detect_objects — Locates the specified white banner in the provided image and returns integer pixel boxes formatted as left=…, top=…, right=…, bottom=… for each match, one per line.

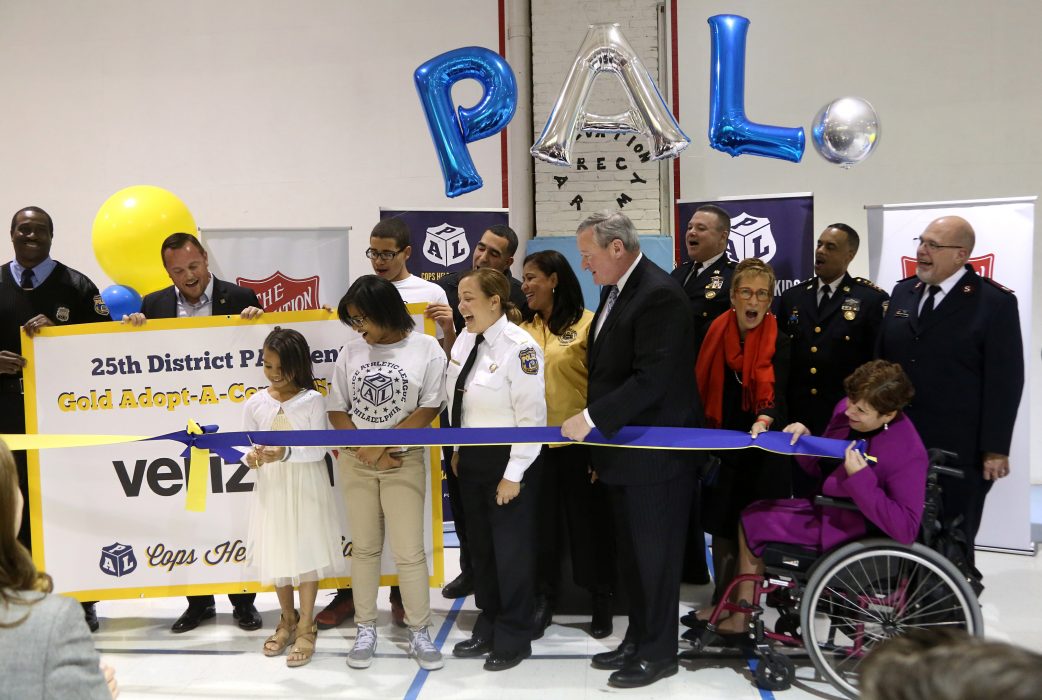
left=866, top=197, right=1036, bottom=553
left=24, top=309, right=444, bottom=600
left=201, top=227, right=351, bottom=312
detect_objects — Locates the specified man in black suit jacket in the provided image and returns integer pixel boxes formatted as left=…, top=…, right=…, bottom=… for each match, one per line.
left=779, top=224, right=888, bottom=437
left=562, top=211, right=701, bottom=689
left=878, top=216, right=1023, bottom=569
left=126, top=232, right=263, bottom=632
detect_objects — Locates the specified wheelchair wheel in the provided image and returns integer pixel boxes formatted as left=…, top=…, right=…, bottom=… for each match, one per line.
left=755, top=651, right=795, bottom=691
left=799, top=538, right=983, bottom=699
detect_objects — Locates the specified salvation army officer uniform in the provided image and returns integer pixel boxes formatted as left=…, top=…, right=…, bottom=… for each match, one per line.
left=446, top=314, right=546, bottom=656
left=779, top=272, right=888, bottom=436
left=877, top=264, right=1023, bottom=564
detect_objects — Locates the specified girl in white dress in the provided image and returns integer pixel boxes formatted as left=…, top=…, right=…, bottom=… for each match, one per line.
left=243, top=327, right=346, bottom=667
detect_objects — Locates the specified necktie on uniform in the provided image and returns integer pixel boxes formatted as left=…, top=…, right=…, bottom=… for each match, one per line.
left=919, top=285, right=941, bottom=322
left=684, top=261, right=703, bottom=287
left=450, top=333, right=484, bottom=428
left=20, top=268, right=34, bottom=290
left=817, top=284, right=831, bottom=313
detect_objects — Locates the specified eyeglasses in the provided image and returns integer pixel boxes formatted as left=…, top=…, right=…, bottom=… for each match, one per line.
left=914, top=237, right=964, bottom=252
left=365, top=248, right=404, bottom=261
left=736, top=287, right=771, bottom=301
left=344, top=315, right=368, bottom=328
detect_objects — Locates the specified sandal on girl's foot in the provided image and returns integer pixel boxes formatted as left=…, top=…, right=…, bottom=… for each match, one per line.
left=263, top=610, right=299, bottom=657
left=287, top=622, right=318, bottom=668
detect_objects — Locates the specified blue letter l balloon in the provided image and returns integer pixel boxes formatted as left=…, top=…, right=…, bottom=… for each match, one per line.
left=415, top=47, right=518, bottom=198
left=707, top=15, right=805, bottom=163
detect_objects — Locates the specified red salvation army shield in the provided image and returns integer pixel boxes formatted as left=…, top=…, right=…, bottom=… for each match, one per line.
left=900, top=253, right=995, bottom=279
left=237, top=271, right=320, bottom=312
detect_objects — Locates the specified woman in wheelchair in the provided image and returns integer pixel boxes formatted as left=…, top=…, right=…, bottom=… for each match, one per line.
left=709, top=359, right=928, bottom=636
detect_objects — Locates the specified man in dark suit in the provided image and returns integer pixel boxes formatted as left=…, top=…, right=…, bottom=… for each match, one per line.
left=878, top=216, right=1023, bottom=569
left=779, top=224, right=888, bottom=438
left=126, top=232, right=264, bottom=632
left=426, top=224, right=527, bottom=600
left=670, top=204, right=736, bottom=352
left=670, top=204, right=735, bottom=586
left=562, top=210, right=700, bottom=688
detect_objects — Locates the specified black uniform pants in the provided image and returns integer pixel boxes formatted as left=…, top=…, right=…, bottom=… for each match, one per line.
left=458, top=446, right=540, bottom=653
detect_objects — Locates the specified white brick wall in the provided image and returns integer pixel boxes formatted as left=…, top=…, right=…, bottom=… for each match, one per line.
left=532, top=0, right=665, bottom=237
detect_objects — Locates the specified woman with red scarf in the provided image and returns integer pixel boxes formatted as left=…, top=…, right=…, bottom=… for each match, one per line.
left=693, top=258, right=790, bottom=608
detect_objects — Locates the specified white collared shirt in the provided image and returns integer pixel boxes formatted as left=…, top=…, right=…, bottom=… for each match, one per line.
left=917, top=270, right=963, bottom=314
left=176, top=275, right=215, bottom=317
left=445, top=314, right=546, bottom=481
left=818, top=276, right=840, bottom=305
left=685, top=251, right=725, bottom=285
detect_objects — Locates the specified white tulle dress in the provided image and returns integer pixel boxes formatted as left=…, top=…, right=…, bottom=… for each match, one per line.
left=242, top=388, right=346, bottom=587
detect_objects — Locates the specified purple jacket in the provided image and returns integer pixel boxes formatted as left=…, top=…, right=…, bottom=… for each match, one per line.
left=798, top=398, right=928, bottom=550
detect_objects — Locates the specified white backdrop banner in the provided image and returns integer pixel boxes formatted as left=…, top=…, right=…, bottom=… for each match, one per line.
left=201, top=227, right=351, bottom=312
left=866, top=197, right=1036, bottom=553
left=24, top=309, right=443, bottom=600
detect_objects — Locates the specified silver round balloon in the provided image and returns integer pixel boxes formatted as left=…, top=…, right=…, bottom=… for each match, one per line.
left=811, top=97, right=881, bottom=168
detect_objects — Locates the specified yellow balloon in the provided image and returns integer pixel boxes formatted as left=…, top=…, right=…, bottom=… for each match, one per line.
left=92, top=186, right=198, bottom=295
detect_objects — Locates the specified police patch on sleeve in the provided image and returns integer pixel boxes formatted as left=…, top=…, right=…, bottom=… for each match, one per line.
left=94, top=295, right=109, bottom=316
left=519, top=347, right=539, bottom=375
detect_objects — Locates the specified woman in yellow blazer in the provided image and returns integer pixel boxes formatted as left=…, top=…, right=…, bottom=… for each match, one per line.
left=519, top=250, right=616, bottom=640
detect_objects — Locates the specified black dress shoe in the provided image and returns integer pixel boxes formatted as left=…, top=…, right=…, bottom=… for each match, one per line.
left=484, top=646, right=531, bottom=671
left=452, top=636, right=492, bottom=658
left=608, top=657, right=679, bottom=688
left=171, top=605, right=216, bottom=633
left=441, top=572, right=473, bottom=599
left=232, top=603, right=262, bottom=631
left=591, top=641, right=637, bottom=670
left=590, top=593, right=613, bottom=639
left=530, top=595, right=553, bottom=640
left=82, top=602, right=99, bottom=633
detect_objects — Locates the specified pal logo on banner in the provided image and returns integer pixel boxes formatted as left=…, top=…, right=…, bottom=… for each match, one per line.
left=728, top=213, right=777, bottom=263
left=423, top=224, right=470, bottom=268
left=99, top=542, right=138, bottom=578
left=900, top=254, right=994, bottom=278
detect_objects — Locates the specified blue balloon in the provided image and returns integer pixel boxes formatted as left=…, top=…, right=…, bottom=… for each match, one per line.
left=707, top=15, right=805, bottom=163
left=101, top=284, right=142, bottom=321
left=414, top=46, right=518, bottom=198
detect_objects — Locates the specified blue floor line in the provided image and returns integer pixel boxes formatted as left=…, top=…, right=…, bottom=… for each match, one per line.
left=744, top=655, right=777, bottom=700
left=403, top=595, right=466, bottom=700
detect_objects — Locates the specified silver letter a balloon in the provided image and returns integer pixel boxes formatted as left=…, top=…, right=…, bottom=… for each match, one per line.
left=531, top=23, right=690, bottom=167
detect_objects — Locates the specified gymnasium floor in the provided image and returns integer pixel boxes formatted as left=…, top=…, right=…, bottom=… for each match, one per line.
left=89, top=516, right=1042, bottom=700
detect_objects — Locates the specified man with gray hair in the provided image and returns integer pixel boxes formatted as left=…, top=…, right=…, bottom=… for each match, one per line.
left=562, top=210, right=702, bottom=688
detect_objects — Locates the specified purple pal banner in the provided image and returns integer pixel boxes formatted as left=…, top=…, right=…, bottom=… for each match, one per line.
left=677, top=195, right=814, bottom=301
left=379, top=208, right=510, bottom=284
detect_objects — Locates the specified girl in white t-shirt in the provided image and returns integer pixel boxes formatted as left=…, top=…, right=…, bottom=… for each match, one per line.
left=327, top=275, right=447, bottom=671
left=243, top=327, right=346, bottom=667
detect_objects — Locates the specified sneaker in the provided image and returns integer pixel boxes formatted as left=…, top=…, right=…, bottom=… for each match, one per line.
left=408, top=627, right=444, bottom=670
left=347, top=624, right=377, bottom=669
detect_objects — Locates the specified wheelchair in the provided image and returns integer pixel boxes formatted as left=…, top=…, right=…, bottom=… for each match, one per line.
left=683, top=449, right=984, bottom=698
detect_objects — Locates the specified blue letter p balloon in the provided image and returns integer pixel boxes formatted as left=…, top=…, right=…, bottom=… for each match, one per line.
left=415, top=47, right=517, bottom=198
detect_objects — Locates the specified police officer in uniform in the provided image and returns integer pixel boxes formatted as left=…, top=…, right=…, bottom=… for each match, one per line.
left=878, top=216, right=1022, bottom=571
left=670, top=205, right=735, bottom=585
left=447, top=268, right=546, bottom=671
left=779, top=224, right=888, bottom=438
left=0, top=206, right=110, bottom=631
left=670, top=204, right=736, bottom=353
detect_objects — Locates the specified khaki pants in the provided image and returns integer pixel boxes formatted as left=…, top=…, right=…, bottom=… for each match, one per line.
left=342, top=449, right=431, bottom=628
